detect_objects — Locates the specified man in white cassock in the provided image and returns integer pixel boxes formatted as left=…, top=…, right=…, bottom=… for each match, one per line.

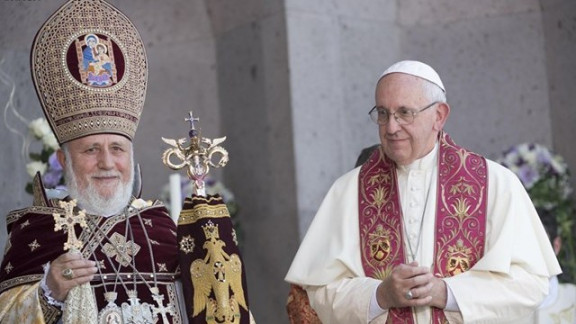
left=531, top=209, right=576, bottom=324
left=285, top=60, right=562, bottom=323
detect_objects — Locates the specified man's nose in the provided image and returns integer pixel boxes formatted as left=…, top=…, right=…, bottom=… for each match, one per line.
left=384, top=115, right=402, bottom=133
left=97, top=150, right=114, bottom=169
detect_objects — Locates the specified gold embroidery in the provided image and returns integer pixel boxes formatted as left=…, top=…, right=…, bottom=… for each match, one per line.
left=180, top=235, right=195, bottom=254
left=20, top=220, right=30, bottom=229
left=190, top=221, right=247, bottom=323
left=449, top=177, right=476, bottom=195
left=102, top=232, right=141, bottom=267
left=4, top=262, right=13, bottom=274
left=370, top=187, right=388, bottom=209
left=97, top=259, right=107, bottom=270
left=451, top=197, right=471, bottom=220
left=446, top=240, right=472, bottom=275
left=157, top=263, right=168, bottom=272
left=368, top=225, right=391, bottom=262
left=372, top=267, right=393, bottom=281
left=368, top=173, right=390, bottom=186
left=28, top=239, right=41, bottom=252
left=38, top=284, right=63, bottom=323
left=179, top=204, right=229, bottom=225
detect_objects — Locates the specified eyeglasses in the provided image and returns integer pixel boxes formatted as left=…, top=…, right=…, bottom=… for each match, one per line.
left=368, top=101, right=439, bottom=125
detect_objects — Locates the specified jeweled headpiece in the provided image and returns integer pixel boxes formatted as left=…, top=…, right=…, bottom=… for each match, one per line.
left=31, top=0, right=147, bottom=144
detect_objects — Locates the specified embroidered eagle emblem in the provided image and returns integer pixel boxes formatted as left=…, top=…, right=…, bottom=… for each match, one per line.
left=190, top=220, right=247, bottom=323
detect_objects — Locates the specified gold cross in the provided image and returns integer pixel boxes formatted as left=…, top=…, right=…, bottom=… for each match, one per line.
left=53, top=200, right=88, bottom=252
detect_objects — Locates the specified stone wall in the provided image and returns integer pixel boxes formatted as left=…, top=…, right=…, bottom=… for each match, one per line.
left=1, top=1, right=574, bottom=323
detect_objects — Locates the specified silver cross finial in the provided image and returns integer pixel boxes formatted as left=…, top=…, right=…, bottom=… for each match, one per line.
left=185, top=111, right=200, bottom=130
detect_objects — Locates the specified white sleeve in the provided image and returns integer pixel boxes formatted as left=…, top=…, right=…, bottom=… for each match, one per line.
left=445, top=265, right=549, bottom=323
left=305, top=277, right=384, bottom=324
left=444, top=282, right=460, bottom=311
left=369, top=284, right=387, bottom=321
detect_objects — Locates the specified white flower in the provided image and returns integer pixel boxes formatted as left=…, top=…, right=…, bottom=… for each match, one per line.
left=551, top=156, right=567, bottom=176
left=42, top=132, right=60, bottom=150
left=26, top=161, right=47, bottom=177
left=28, top=118, right=52, bottom=139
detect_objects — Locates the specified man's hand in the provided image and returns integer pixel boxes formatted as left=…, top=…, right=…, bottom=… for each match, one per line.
left=376, top=262, right=447, bottom=309
left=45, top=252, right=97, bottom=301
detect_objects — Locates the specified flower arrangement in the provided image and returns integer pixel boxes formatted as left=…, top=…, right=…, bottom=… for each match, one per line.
left=498, top=143, right=576, bottom=283
left=25, top=118, right=64, bottom=194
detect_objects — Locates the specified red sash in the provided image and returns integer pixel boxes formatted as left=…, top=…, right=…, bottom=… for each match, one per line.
left=358, top=132, right=487, bottom=323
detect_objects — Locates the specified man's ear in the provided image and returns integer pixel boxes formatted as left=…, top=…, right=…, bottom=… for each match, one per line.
left=553, top=236, right=562, bottom=255
left=434, top=102, right=450, bottom=131
left=56, top=149, right=66, bottom=169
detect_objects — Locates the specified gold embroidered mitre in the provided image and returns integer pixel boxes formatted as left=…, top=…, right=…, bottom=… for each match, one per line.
left=31, top=0, right=147, bottom=144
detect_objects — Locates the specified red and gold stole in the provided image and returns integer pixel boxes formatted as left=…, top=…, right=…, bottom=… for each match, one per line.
left=358, top=131, right=488, bottom=323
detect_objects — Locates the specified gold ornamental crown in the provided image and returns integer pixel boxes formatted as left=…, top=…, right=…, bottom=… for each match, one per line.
left=31, top=0, right=148, bottom=144
left=202, top=220, right=219, bottom=240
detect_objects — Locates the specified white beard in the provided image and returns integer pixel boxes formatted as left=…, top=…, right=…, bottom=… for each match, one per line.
left=64, top=155, right=134, bottom=217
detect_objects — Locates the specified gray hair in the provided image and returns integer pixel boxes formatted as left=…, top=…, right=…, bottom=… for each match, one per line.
left=421, top=78, right=447, bottom=103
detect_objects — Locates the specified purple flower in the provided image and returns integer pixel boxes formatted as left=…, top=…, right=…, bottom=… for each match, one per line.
left=42, top=169, right=63, bottom=188
left=41, top=152, right=64, bottom=188
left=48, top=152, right=62, bottom=172
left=517, top=164, right=539, bottom=189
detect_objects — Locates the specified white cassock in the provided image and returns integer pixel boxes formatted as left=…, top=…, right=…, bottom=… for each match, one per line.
left=531, top=276, right=576, bottom=324
left=285, top=144, right=561, bottom=324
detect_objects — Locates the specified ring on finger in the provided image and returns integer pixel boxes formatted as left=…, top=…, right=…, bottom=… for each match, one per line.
left=62, top=268, right=75, bottom=280
left=405, top=289, right=413, bottom=300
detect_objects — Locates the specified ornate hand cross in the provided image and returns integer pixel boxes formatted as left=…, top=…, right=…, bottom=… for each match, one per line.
left=53, top=200, right=88, bottom=252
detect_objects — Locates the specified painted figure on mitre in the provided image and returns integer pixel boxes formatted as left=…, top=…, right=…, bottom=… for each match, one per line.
left=79, top=33, right=115, bottom=86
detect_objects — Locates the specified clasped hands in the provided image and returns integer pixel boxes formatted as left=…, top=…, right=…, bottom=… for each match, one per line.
left=45, top=252, right=98, bottom=302
left=376, top=262, right=447, bottom=310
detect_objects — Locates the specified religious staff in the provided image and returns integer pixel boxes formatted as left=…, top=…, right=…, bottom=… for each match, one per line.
left=285, top=60, right=561, bottom=323
left=0, top=0, right=252, bottom=323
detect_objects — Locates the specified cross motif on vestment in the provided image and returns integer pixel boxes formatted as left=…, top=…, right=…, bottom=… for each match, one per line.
left=53, top=200, right=87, bottom=251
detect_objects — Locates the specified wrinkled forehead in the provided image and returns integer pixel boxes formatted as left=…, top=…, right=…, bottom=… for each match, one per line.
left=67, top=133, right=133, bottom=149
left=376, top=73, right=429, bottom=103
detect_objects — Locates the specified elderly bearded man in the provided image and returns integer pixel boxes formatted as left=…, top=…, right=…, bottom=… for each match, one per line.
left=285, top=60, right=562, bottom=324
left=0, top=1, right=252, bottom=323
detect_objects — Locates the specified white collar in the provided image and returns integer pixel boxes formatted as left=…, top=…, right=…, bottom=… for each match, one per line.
left=397, top=141, right=439, bottom=173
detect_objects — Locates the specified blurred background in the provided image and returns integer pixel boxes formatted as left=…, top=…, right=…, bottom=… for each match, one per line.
left=1, top=0, right=575, bottom=322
